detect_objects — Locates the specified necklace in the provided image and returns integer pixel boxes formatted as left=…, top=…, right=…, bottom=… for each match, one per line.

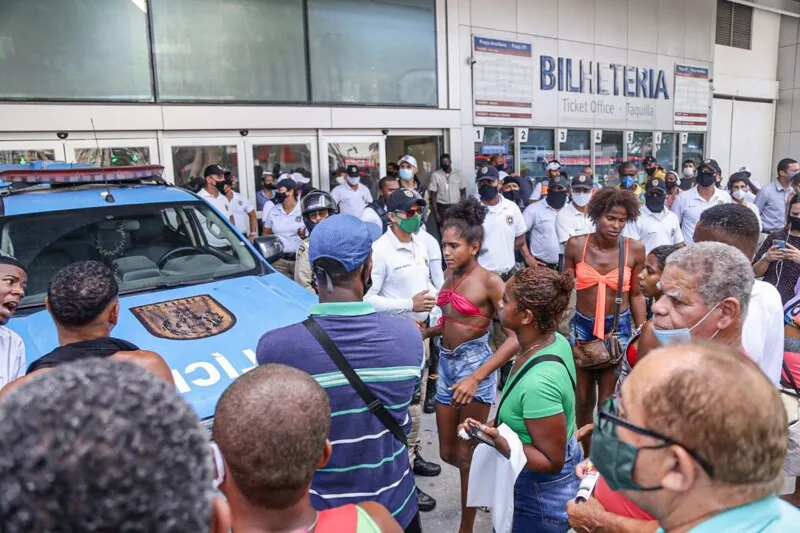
left=515, top=333, right=554, bottom=361
left=306, top=510, right=320, bottom=531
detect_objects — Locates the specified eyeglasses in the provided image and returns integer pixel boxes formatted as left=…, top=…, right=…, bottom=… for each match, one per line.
left=210, top=442, right=225, bottom=490
left=401, top=208, right=422, bottom=217
left=308, top=211, right=329, bottom=222
left=597, top=396, right=715, bottom=477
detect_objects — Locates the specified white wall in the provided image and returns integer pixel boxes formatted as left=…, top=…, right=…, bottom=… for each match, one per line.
left=714, top=7, right=781, bottom=90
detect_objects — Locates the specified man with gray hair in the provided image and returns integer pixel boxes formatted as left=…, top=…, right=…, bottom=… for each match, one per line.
left=0, top=359, right=231, bottom=533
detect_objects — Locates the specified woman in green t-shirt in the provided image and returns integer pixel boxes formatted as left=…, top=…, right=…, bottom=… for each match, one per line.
left=462, top=266, right=580, bottom=533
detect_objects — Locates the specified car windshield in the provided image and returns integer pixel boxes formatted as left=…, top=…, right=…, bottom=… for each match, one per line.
left=0, top=200, right=263, bottom=310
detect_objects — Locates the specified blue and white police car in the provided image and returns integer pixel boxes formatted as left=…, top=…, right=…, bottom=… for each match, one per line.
left=0, top=162, right=316, bottom=429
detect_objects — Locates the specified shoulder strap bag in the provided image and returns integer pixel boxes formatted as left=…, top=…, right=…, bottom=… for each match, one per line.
left=302, top=318, right=407, bottom=445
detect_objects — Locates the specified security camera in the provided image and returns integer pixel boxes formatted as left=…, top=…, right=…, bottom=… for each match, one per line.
left=56, top=132, right=69, bottom=140
left=466, top=57, right=477, bottom=66
left=381, top=129, right=389, bottom=136
left=239, top=129, right=249, bottom=137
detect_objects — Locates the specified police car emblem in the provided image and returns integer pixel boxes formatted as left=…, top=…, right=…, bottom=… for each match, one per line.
left=579, top=176, right=586, bottom=183
left=130, top=295, right=236, bottom=340
left=506, top=216, right=513, bottom=226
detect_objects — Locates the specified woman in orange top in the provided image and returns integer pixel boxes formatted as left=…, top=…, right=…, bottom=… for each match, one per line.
left=563, top=187, right=646, bottom=454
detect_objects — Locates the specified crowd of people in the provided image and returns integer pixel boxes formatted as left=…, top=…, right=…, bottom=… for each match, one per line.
left=2, top=152, right=800, bottom=532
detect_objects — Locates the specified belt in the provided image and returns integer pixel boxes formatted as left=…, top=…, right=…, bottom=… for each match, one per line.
left=281, top=253, right=297, bottom=261
left=541, top=262, right=559, bottom=271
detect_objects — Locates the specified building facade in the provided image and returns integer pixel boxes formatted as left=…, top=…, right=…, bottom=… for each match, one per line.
left=0, top=0, right=797, bottom=209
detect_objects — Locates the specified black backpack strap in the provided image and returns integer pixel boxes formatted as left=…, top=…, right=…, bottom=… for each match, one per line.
left=495, top=354, right=576, bottom=428
left=609, top=236, right=626, bottom=336
left=302, top=318, right=407, bottom=445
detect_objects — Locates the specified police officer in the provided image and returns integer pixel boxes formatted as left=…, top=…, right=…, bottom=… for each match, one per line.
left=262, top=178, right=304, bottom=277
left=361, top=176, right=400, bottom=233
left=331, top=164, right=373, bottom=217
left=222, top=177, right=258, bottom=242
left=295, top=191, right=338, bottom=293
left=523, top=173, right=569, bottom=270
left=625, top=176, right=685, bottom=254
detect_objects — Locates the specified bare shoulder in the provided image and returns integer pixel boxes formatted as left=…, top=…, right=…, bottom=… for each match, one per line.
left=565, top=234, right=586, bottom=256
left=357, top=502, right=404, bottom=533
left=111, top=350, right=174, bottom=384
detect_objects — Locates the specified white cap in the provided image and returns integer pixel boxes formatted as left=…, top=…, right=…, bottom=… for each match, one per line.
left=398, top=155, right=417, bottom=168
left=738, top=166, right=751, bottom=176
left=546, top=161, right=561, bottom=171
left=498, top=171, right=509, bottom=179
left=291, top=172, right=310, bottom=184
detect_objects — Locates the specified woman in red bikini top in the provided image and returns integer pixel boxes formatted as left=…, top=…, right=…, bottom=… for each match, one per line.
left=563, top=187, right=646, bottom=455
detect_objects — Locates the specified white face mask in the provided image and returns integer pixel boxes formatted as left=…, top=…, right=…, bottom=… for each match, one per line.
left=346, top=176, right=360, bottom=185
left=732, top=189, right=747, bottom=201
left=682, top=167, right=695, bottom=178
left=572, top=191, right=592, bottom=207
left=335, top=176, right=346, bottom=186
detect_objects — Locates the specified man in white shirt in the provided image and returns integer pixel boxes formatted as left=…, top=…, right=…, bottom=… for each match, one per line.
left=729, top=172, right=763, bottom=232
left=429, top=153, right=467, bottom=229
left=222, top=178, right=257, bottom=242
left=671, top=159, right=731, bottom=245
left=197, top=165, right=236, bottom=248
left=693, top=203, right=783, bottom=385
left=330, top=164, right=373, bottom=217
left=523, top=173, right=569, bottom=269
left=626, top=177, right=685, bottom=254
left=361, top=176, right=399, bottom=233
left=738, top=166, right=762, bottom=202
left=556, top=174, right=595, bottom=247
left=0, top=255, right=25, bottom=389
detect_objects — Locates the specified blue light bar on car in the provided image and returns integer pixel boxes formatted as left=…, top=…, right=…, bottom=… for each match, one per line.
left=0, top=165, right=164, bottom=184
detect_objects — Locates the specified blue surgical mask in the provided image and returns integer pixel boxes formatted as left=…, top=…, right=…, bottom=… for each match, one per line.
left=399, top=168, right=414, bottom=182
left=653, top=303, right=720, bottom=346
left=621, top=176, right=635, bottom=189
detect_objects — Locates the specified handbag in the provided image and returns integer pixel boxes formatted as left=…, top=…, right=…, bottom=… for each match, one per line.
left=573, top=236, right=626, bottom=369
left=301, top=318, right=407, bottom=445
left=781, top=361, right=800, bottom=477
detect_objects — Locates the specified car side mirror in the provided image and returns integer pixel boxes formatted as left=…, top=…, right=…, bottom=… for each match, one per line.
left=253, top=236, right=284, bottom=264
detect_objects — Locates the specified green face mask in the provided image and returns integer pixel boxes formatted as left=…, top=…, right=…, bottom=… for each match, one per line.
left=394, top=213, right=422, bottom=234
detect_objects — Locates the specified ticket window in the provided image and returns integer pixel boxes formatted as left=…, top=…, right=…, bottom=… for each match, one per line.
left=559, top=130, right=591, bottom=177
left=474, top=127, right=514, bottom=173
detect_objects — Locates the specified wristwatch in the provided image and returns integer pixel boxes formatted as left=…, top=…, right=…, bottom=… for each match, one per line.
left=248, top=232, right=257, bottom=237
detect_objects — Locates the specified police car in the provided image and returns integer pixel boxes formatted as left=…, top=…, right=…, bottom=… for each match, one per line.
left=0, top=162, right=316, bottom=429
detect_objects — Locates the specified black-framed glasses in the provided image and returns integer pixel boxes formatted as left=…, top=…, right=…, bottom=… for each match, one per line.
left=597, top=397, right=715, bottom=478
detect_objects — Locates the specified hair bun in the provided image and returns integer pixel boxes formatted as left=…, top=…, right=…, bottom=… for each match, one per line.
left=558, top=270, right=576, bottom=294
left=446, top=197, right=488, bottom=226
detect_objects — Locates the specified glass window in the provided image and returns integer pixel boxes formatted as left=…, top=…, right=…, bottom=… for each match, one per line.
left=559, top=130, right=591, bottom=177
left=474, top=128, right=515, bottom=174
left=595, top=131, right=624, bottom=186
left=0, top=149, right=56, bottom=165
left=170, top=145, right=239, bottom=189
left=152, top=0, right=307, bottom=102
left=386, top=135, right=443, bottom=189
left=627, top=132, right=653, bottom=166
left=307, top=0, right=436, bottom=106
left=74, top=147, right=151, bottom=166
left=252, top=144, right=313, bottom=208
left=327, top=142, right=381, bottom=198
left=656, top=133, right=678, bottom=172
left=520, top=129, right=555, bottom=179
left=681, top=133, right=705, bottom=165
left=0, top=0, right=152, bottom=100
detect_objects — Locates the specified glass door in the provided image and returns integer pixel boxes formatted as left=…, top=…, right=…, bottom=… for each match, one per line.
left=161, top=137, right=246, bottom=190
left=243, top=136, right=318, bottom=214
left=0, top=141, right=66, bottom=165
left=321, top=136, right=385, bottom=198
left=65, top=139, right=160, bottom=167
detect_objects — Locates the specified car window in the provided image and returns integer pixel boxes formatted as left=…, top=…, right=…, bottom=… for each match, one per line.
left=0, top=201, right=263, bottom=309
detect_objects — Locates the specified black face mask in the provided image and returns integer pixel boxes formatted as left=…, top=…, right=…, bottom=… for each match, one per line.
left=264, top=183, right=276, bottom=190
left=645, top=194, right=666, bottom=213
left=503, top=190, right=522, bottom=205
left=273, top=192, right=287, bottom=204
left=791, top=216, right=800, bottom=231
left=665, top=181, right=678, bottom=191
left=215, top=180, right=228, bottom=194
left=441, top=162, right=451, bottom=172
left=494, top=163, right=506, bottom=171
left=546, top=190, right=568, bottom=209
left=478, top=184, right=499, bottom=201
left=696, top=172, right=716, bottom=188
left=645, top=166, right=657, bottom=176
left=679, top=178, right=694, bottom=191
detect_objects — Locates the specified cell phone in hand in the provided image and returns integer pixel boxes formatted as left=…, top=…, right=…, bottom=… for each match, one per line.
left=468, top=422, right=495, bottom=447
left=774, top=240, right=786, bottom=249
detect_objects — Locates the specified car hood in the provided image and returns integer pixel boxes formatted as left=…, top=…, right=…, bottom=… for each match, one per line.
left=9, top=273, right=316, bottom=419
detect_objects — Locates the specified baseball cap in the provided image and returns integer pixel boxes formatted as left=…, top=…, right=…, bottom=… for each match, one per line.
left=346, top=165, right=359, bottom=177
left=546, top=161, right=562, bottom=171
left=398, top=155, right=417, bottom=168
left=698, top=158, right=721, bottom=174
left=309, top=215, right=382, bottom=272
left=643, top=156, right=658, bottom=165
left=203, top=165, right=225, bottom=178
left=645, top=177, right=667, bottom=193
left=738, top=166, right=752, bottom=177
left=291, top=172, right=310, bottom=184
left=476, top=165, right=500, bottom=182
left=548, top=174, right=567, bottom=188
left=386, top=188, right=426, bottom=212
left=571, top=174, right=594, bottom=189
left=275, top=177, right=296, bottom=191
left=503, top=175, right=521, bottom=187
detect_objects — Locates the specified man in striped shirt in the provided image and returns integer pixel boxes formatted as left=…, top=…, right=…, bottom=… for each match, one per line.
left=256, top=215, right=424, bottom=533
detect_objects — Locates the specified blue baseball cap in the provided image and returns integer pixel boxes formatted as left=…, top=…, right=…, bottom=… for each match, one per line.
left=309, top=214, right=382, bottom=272
left=476, top=165, right=500, bottom=182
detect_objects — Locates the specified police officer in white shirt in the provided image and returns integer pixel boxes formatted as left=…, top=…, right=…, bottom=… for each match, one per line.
left=330, top=164, right=373, bottom=217
left=627, top=177, right=685, bottom=254
left=671, top=159, right=731, bottom=245
left=556, top=173, right=595, bottom=247
left=523, top=173, right=570, bottom=269
left=222, top=177, right=257, bottom=242
left=263, top=177, right=305, bottom=277
left=197, top=165, right=236, bottom=248
left=0, top=255, right=25, bottom=389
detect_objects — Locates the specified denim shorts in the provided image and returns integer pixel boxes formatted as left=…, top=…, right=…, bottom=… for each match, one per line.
left=511, top=437, right=583, bottom=533
left=435, top=332, right=496, bottom=405
left=568, top=308, right=633, bottom=349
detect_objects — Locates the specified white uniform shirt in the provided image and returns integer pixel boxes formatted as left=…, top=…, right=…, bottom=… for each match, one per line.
left=264, top=202, right=304, bottom=253
left=671, top=186, right=731, bottom=245
left=625, top=205, right=684, bottom=255
left=197, top=188, right=233, bottom=247
left=743, top=279, right=784, bottom=386
left=523, top=201, right=561, bottom=264
left=556, top=201, right=595, bottom=244
left=366, top=230, right=436, bottom=322
left=419, top=226, right=444, bottom=290
left=331, top=182, right=373, bottom=217
left=227, top=191, right=255, bottom=234
left=0, top=326, right=24, bottom=387
left=477, top=197, right=527, bottom=275
left=360, top=203, right=384, bottom=230
left=261, top=201, right=276, bottom=226
left=739, top=201, right=763, bottom=232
